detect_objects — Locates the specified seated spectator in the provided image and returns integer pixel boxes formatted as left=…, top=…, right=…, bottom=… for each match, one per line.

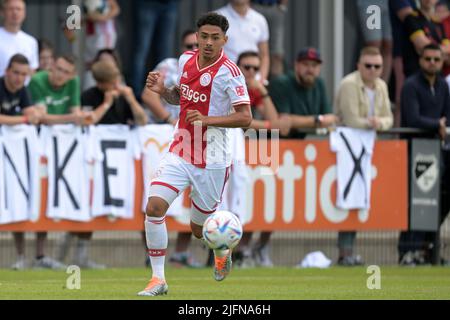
left=334, top=46, right=393, bottom=266
left=82, top=60, right=147, bottom=126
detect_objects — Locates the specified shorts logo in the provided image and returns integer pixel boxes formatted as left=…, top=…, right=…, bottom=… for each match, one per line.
left=200, top=73, right=212, bottom=87
left=235, top=85, right=245, bottom=97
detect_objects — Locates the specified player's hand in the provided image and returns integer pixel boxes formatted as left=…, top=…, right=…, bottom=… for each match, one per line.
left=146, top=71, right=166, bottom=95
left=186, top=110, right=207, bottom=126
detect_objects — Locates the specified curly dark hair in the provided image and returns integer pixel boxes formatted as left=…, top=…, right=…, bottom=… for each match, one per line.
left=196, top=12, right=229, bottom=34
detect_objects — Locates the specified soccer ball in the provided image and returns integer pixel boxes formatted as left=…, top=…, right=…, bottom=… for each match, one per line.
left=202, top=211, right=243, bottom=250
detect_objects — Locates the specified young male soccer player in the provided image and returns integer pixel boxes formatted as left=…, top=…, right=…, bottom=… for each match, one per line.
left=139, top=12, right=252, bottom=296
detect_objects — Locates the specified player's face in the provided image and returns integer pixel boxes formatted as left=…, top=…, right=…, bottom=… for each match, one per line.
left=197, top=25, right=227, bottom=61
left=238, top=56, right=261, bottom=81
left=50, top=58, right=76, bottom=87
left=5, top=62, right=29, bottom=92
left=420, top=49, right=444, bottom=75
left=295, top=60, right=321, bottom=87
left=1, top=0, right=26, bottom=27
left=358, top=54, right=383, bottom=83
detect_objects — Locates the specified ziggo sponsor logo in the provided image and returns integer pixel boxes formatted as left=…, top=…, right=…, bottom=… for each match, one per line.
left=181, top=84, right=208, bottom=103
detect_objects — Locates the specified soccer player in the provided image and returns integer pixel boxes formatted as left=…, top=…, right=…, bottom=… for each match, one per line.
left=138, top=12, right=252, bottom=296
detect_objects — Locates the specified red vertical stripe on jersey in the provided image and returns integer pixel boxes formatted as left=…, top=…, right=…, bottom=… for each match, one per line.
left=170, top=50, right=229, bottom=168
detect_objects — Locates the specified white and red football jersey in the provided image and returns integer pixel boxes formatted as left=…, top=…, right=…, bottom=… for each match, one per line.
left=169, top=49, right=250, bottom=169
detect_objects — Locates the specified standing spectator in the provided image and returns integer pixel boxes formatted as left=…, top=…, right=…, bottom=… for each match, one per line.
left=0, top=0, right=38, bottom=77
left=141, top=30, right=203, bottom=268
left=357, top=0, right=393, bottom=83
left=262, top=47, right=336, bottom=266
left=130, top=0, right=180, bottom=95
left=269, top=47, right=337, bottom=138
left=57, top=50, right=125, bottom=269
left=334, top=46, right=393, bottom=266
left=399, top=44, right=450, bottom=265
left=1, top=55, right=43, bottom=270
left=76, top=61, right=147, bottom=268
left=401, top=0, right=450, bottom=78
left=27, top=55, right=91, bottom=269
left=389, top=0, right=417, bottom=126
left=37, top=39, right=55, bottom=72
left=251, top=0, right=288, bottom=78
left=217, top=0, right=270, bottom=84
left=436, top=1, right=450, bottom=76
left=83, top=0, right=120, bottom=90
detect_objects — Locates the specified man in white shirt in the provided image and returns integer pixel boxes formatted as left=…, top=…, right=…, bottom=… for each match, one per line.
left=0, top=0, right=39, bottom=77
left=216, top=0, right=270, bottom=83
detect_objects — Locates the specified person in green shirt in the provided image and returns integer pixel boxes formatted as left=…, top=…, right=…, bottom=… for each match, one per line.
left=269, top=47, right=338, bottom=138
left=29, top=54, right=90, bottom=124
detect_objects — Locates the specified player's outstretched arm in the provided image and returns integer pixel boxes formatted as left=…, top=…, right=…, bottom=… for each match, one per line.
left=146, top=71, right=180, bottom=105
left=185, top=104, right=252, bottom=128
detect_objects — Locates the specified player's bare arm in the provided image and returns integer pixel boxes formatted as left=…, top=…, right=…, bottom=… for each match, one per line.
left=146, top=71, right=180, bottom=105
left=185, top=104, right=252, bottom=128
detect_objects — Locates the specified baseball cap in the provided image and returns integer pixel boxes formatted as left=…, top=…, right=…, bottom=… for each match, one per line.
left=297, top=47, right=322, bottom=63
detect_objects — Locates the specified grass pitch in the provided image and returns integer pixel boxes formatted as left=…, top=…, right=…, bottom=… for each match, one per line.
left=0, top=267, right=450, bottom=300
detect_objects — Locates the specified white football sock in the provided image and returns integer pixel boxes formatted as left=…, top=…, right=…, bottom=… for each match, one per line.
left=145, top=215, right=168, bottom=280
left=214, top=249, right=230, bottom=258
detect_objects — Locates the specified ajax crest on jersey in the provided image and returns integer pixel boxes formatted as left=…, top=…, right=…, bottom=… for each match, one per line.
left=200, top=73, right=212, bottom=86
left=202, top=210, right=243, bottom=250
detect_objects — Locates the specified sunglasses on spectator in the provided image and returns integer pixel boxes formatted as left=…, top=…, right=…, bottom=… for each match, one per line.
left=364, top=64, right=382, bottom=70
left=242, top=65, right=260, bottom=72
left=185, top=43, right=198, bottom=50
left=423, top=57, right=441, bottom=63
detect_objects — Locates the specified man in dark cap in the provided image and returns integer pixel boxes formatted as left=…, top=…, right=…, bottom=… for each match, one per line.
left=269, top=47, right=337, bottom=138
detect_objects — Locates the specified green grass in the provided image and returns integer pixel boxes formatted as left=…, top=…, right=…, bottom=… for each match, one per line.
left=0, top=267, right=450, bottom=300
